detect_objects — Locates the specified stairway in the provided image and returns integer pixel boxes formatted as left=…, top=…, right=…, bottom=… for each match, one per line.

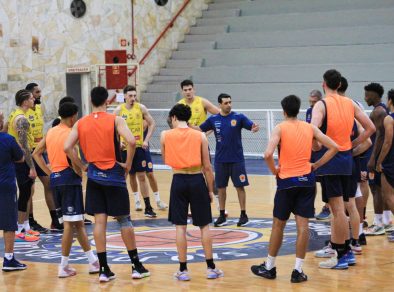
left=141, top=0, right=394, bottom=109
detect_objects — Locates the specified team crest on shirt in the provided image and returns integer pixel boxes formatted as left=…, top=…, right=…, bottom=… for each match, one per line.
left=3, top=219, right=330, bottom=264
left=239, top=174, right=246, bottom=182
left=141, top=160, right=147, bottom=167
left=148, top=162, right=153, bottom=169
left=231, top=119, right=237, bottom=127
left=28, top=115, right=34, bottom=121
left=122, top=114, right=127, bottom=120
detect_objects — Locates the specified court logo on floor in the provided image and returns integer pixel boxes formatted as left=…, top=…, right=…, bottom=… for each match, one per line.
left=4, top=218, right=330, bottom=264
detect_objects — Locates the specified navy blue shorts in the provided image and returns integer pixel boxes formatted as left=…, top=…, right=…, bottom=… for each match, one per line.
left=169, top=174, right=212, bottom=227
left=214, top=161, right=249, bottom=188
left=85, top=179, right=130, bottom=216
left=122, top=148, right=153, bottom=174
left=320, top=175, right=352, bottom=203
left=33, top=151, right=49, bottom=177
left=350, top=157, right=361, bottom=197
left=273, top=186, right=316, bottom=220
left=369, top=171, right=381, bottom=186
left=54, top=185, right=84, bottom=222
left=359, top=155, right=368, bottom=174
left=0, top=187, right=18, bottom=231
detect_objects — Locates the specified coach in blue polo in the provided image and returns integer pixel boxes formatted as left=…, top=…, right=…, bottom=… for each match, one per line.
left=199, top=93, right=259, bottom=227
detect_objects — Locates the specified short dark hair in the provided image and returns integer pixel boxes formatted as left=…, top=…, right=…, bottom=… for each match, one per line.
left=25, top=83, right=38, bottom=92
left=388, top=89, right=394, bottom=104
left=58, top=102, right=78, bottom=119
left=218, top=93, right=231, bottom=104
left=180, top=79, right=194, bottom=89
left=59, top=96, right=75, bottom=107
left=281, top=95, right=301, bottom=118
left=123, top=85, right=136, bottom=94
left=338, top=76, right=348, bottom=93
left=323, top=69, right=341, bottom=90
left=15, top=89, right=32, bottom=106
left=168, top=104, right=191, bottom=122
left=90, top=86, right=108, bottom=107
left=364, top=82, right=384, bottom=98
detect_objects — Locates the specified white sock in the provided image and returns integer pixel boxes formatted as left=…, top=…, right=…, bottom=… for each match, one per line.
left=23, top=220, right=31, bottom=231
left=61, top=256, right=69, bottom=268
left=266, top=255, right=276, bottom=270
left=85, top=250, right=97, bottom=264
left=153, top=192, right=161, bottom=202
left=294, top=258, right=304, bottom=273
left=4, top=253, right=13, bottom=260
left=133, top=192, right=140, bottom=203
left=17, top=223, right=24, bottom=233
left=214, top=194, right=220, bottom=210
left=374, top=214, right=383, bottom=226
left=383, top=210, right=392, bottom=225
left=359, top=223, right=364, bottom=235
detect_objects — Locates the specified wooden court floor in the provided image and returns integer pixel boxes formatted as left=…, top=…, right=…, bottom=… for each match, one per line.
left=1, top=172, right=393, bottom=292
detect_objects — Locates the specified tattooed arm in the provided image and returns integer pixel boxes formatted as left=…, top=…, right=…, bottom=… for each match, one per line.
left=16, top=116, right=36, bottom=179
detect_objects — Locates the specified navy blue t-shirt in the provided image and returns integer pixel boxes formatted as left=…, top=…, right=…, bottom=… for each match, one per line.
left=200, top=112, right=253, bottom=163
left=0, top=133, right=24, bottom=190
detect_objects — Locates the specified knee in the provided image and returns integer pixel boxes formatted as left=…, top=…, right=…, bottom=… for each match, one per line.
left=115, top=216, right=133, bottom=229
left=137, top=173, right=146, bottom=182
left=272, top=219, right=286, bottom=231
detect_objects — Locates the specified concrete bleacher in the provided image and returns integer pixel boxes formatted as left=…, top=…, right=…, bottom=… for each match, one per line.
left=141, top=0, right=394, bottom=109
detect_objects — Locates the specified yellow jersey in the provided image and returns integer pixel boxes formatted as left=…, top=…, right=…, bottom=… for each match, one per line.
left=26, top=104, right=44, bottom=148
left=118, top=103, right=144, bottom=147
left=178, top=96, right=207, bottom=126
left=7, top=108, right=34, bottom=149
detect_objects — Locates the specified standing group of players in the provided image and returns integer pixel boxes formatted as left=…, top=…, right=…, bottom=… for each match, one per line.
left=1, top=69, right=394, bottom=283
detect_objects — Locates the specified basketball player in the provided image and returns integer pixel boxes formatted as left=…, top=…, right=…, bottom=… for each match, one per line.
left=199, top=93, right=259, bottom=227
left=0, top=112, right=27, bottom=271
left=177, top=80, right=223, bottom=214
left=364, top=83, right=393, bottom=235
left=251, top=95, right=338, bottom=283
left=114, top=85, right=166, bottom=217
left=7, top=90, right=39, bottom=242
left=128, top=119, right=167, bottom=211
left=25, top=83, right=60, bottom=232
left=64, top=86, right=150, bottom=282
left=161, top=103, right=223, bottom=281
left=306, top=90, right=331, bottom=220
left=311, top=69, right=374, bottom=269
left=33, top=102, right=99, bottom=278
left=376, top=88, right=394, bottom=242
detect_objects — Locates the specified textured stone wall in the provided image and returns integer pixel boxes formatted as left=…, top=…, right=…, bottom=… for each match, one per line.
left=0, top=0, right=209, bottom=119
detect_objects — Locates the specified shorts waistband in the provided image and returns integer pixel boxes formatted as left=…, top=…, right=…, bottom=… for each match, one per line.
left=173, top=169, right=202, bottom=175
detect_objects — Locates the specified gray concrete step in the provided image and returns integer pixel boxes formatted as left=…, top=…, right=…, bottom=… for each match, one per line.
left=178, top=41, right=217, bottom=50
left=189, top=25, right=229, bottom=35
left=196, top=7, right=394, bottom=32
left=184, top=34, right=222, bottom=43
left=202, top=8, right=241, bottom=18
left=213, top=25, right=394, bottom=49
left=165, top=59, right=203, bottom=68
left=191, top=63, right=394, bottom=84
left=158, top=68, right=195, bottom=76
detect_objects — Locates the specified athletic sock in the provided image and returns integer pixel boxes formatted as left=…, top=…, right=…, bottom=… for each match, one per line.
left=49, top=210, right=58, bottom=224
left=17, top=223, right=24, bottom=233
left=180, top=262, right=187, bottom=272
left=345, top=239, right=351, bottom=251
left=241, top=210, right=246, bottom=217
left=143, top=197, right=152, bottom=209
left=153, top=192, right=161, bottom=202
left=331, top=242, right=346, bottom=259
left=374, top=214, right=383, bottom=226
left=294, top=258, right=304, bottom=273
left=61, top=256, right=69, bottom=268
left=97, top=252, right=110, bottom=272
left=133, top=192, right=140, bottom=203
left=23, top=220, right=31, bottom=231
left=351, top=238, right=359, bottom=245
left=359, top=223, right=364, bottom=235
left=206, top=259, right=215, bottom=269
left=220, top=210, right=225, bottom=217
left=29, top=214, right=35, bottom=224
left=383, top=210, right=392, bottom=225
left=128, top=249, right=142, bottom=268
left=4, top=253, right=13, bottom=260
left=85, top=250, right=97, bottom=264
left=266, top=254, right=276, bottom=270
